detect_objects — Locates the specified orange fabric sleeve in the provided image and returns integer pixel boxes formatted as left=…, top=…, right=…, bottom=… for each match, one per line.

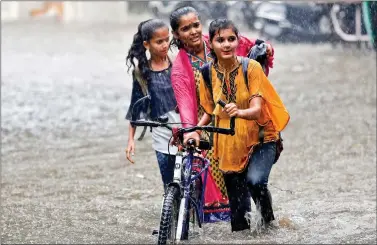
left=247, top=60, right=290, bottom=131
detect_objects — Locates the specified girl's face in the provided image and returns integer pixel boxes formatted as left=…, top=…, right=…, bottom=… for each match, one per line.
left=173, top=12, right=203, bottom=49
left=144, top=27, right=170, bottom=59
left=210, top=28, right=239, bottom=61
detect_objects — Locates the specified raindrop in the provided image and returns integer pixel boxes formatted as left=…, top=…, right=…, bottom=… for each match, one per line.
left=136, top=173, right=145, bottom=179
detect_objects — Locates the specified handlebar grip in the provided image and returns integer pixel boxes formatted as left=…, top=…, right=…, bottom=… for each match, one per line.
left=130, top=121, right=160, bottom=127
left=217, top=99, right=235, bottom=134
left=217, top=99, right=226, bottom=108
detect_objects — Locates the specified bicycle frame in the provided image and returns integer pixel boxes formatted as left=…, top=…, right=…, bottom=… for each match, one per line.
left=172, top=147, right=210, bottom=241
left=129, top=97, right=234, bottom=242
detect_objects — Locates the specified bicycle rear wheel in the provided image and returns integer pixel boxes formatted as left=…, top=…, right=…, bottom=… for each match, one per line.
left=158, top=185, right=180, bottom=245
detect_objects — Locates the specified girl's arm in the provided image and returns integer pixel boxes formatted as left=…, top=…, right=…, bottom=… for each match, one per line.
left=183, top=72, right=215, bottom=145
left=126, top=122, right=137, bottom=164
left=237, top=96, right=263, bottom=120
left=171, top=51, right=198, bottom=128
left=194, top=112, right=212, bottom=136
left=198, top=112, right=212, bottom=126
left=128, top=122, right=137, bottom=141
left=223, top=61, right=265, bottom=121
left=125, top=71, right=145, bottom=163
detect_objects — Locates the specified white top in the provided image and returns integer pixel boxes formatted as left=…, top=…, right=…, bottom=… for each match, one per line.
left=152, top=110, right=181, bottom=155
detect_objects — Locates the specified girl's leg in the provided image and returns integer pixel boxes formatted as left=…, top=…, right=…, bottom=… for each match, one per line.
left=155, top=151, right=175, bottom=191
left=223, top=171, right=251, bottom=232
left=246, top=142, right=276, bottom=225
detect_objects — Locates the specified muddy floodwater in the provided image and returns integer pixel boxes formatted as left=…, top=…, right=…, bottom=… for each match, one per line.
left=1, top=21, right=376, bottom=244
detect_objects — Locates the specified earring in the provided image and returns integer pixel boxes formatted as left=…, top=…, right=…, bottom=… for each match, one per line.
left=146, top=49, right=151, bottom=59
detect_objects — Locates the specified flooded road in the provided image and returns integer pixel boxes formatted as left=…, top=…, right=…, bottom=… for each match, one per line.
left=2, top=21, right=376, bottom=244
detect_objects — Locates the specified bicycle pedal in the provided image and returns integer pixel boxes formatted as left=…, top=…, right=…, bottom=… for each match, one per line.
left=152, top=229, right=159, bottom=236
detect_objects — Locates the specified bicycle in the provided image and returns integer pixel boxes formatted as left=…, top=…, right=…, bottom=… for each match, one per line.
left=130, top=98, right=235, bottom=245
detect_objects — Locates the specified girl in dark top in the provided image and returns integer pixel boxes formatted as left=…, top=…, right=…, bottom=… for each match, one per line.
left=125, top=19, right=180, bottom=190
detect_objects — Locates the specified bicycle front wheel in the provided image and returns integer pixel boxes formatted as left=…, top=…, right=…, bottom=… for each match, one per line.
left=158, top=185, right=180, bottom=245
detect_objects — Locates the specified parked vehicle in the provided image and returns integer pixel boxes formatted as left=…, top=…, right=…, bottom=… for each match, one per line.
left=252, top=1, right=375, bottom=49
left=330, top=2, right=371, bottom=48
left=148, top=1, right=190, bottom=19
left=252, top=2, right=334, bottom=43
left=227, top=1, right=264, bottom=31
left=148, top=1, right=227, bottom=23
left=362, top=1, right=377, bottom=50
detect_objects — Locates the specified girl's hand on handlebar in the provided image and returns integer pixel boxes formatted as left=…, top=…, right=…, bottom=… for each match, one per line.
left=223, top=103, right=240, bottom=118
left=125, top=139, right=135, bottom=164
left=169, top=127, right=180, bottom=146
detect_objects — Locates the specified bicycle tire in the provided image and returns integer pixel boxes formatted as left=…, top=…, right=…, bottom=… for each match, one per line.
left=181, top=172, right=203, bottom=240
left=158, top=185, right=180, bottom=245
left=190, top=171, right=203, bottom=227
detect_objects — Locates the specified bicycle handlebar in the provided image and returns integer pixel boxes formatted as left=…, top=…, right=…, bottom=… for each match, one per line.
left=130, top=120, right=161, bottom=128
left=131, top=100, right=235, bottom=136
left=218, top=99, right=235, bottom=132
left=130, top=121, right=234, bottom=135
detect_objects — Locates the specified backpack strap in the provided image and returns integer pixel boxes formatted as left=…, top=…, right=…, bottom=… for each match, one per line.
left=133, top=67, right=150, bottom=141
left=200, top=61, right=213, bottom=99
left=241, top=57, right=250, bottom=89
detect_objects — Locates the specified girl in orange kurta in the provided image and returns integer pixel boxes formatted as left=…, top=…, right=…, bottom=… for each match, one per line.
left=197, top=19, right=290, bottom=232
left=170, top=6, right=275, bottom=223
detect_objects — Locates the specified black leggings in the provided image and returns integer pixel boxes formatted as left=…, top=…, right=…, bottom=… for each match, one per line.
left=223, top=142, right=276, bottom=232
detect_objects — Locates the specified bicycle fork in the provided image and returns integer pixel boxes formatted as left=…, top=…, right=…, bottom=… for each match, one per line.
left=175, top=153, right=193, bottom=242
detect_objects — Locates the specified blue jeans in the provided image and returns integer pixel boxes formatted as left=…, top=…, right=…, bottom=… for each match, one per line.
left=155, top=151, right=175, bottom=190
left=223, top=142, right=276, bottom=231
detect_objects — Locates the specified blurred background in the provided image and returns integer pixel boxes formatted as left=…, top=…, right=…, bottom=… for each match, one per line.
left=1, top=1, right=376, bottom=244
left=2, top=1, right=376, bottom=48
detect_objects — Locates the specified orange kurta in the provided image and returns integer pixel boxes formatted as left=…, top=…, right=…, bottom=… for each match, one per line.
left=199, top=58, right=290, bottom=173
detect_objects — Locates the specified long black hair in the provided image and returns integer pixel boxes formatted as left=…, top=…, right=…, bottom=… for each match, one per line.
left=126, top=19, right=167, bottom=82
left=208, top=18, right=240, bottom=61
left=169, top=6, right=200, bottom=49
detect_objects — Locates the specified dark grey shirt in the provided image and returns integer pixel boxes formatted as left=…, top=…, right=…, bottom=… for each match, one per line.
left=125, top=65, right=177, bottom=121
